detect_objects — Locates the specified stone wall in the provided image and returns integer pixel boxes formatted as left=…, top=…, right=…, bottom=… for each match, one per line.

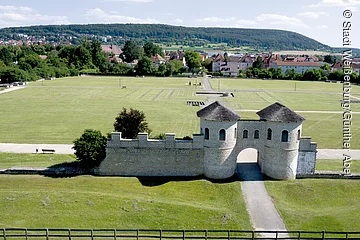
left=296, top=137, right=317, bottom=175
left=97, top=133, right=204, bottom=176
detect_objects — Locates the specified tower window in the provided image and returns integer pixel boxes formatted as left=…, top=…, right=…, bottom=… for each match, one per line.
left=282, top=130, right=289, bottom=142
left=234, top=128, right=237, bottom=139
left=297, top=129, right=301, bottom=140
left=219, top=129, right=226, bottom=141
left=205, top=128, right=209, bottom=140
left=243, top=130, right=248, bottom=139
left=254, top=130, right=260, bottom=139
left=267, top=128, right=272, bottom=140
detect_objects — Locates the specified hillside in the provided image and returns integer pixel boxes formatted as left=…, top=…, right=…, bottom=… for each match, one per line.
left=0, top=24, right=330, bottom=51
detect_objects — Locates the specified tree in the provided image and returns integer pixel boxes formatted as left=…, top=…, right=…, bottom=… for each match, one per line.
left=253, top=56, right=265, bottom=69
left=72, top=129, right=107, bottom=166
left=303, top=69, right=321, bottom=81
left=143, top=42, right=163, bottom=58
left=324, top=55, right=336, bottom=64
left=135, top=57, right=153, bottom=76
left=114, top=108, right=151, bottom=139
left=185, top=50, right=202, bottom=74
left=120, top=40, right=144, bottom=62
left=201, top=58, right=212, bottom=72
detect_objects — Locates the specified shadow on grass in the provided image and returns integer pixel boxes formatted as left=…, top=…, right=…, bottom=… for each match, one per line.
left=137, top=174, right=240, bottom=187
left=41, top=160, right=99, bottom=178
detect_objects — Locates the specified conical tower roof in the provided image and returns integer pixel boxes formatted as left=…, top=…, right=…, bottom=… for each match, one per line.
left=257, top=102, right=305, bottom=122
left=197, top=101, right=241, bottom=121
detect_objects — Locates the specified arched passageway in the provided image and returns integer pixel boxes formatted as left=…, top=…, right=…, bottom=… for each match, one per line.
left=236, top=148, right=263, bottom=181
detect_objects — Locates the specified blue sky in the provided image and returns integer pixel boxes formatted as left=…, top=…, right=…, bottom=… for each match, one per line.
left=0, top=0, right=359, bottom=48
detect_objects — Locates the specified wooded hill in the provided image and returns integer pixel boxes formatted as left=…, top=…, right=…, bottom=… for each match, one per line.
left=0, top=24, right=331, bottom=51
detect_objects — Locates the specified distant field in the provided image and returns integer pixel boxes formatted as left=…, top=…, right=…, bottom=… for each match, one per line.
left=0, top=76, right=359, bottom=148
left=266, top=179, right=360, bottom=231
left=0, top=175, right=251, bottom=229
left=272, top=50, right=336, bottom=56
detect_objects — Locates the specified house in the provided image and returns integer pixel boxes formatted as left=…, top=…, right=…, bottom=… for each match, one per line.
left=272, top=61, right=323, bottom=74
left=101, top=45, right=122, bottom=55
left=332, top=61, right=360, bottom=74
left=151, top=54, right=166, bottom=67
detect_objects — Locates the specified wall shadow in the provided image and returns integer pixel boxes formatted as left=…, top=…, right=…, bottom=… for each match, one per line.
left=136, top=175, right=239, bottom=187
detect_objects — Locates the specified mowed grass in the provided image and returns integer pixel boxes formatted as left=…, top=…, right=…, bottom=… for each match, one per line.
left=0, top=76, right=206, bottom=144
left=265, top=179, right=360, bottom=231
left=0, top=153, right=75, bottom=169
left=211, top=78, right=360, bottom=93
left=316, top=159, right=360, bottom=173
left=1, top=76, right=359, bottom=148
left=0, top=175, right=251, bottom=229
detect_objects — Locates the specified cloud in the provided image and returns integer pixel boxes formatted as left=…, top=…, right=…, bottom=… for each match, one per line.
left=0, top=5, right=70, bottom=28
left=196, top=17, right=256, bottom=27
left=256, top=14, right=309, bottom=28
left=310, top=0, right=360, bottom=7
left=84, top=8, right=159, bottom=24
left=318, top=25, right=329, bottom=29
left=173, top=19, right=183, bottom=24
left=297, top=11, right=329, bottom=19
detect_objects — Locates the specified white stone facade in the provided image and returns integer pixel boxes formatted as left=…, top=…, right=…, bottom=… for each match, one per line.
left=97, top=102, right=317, bottom=180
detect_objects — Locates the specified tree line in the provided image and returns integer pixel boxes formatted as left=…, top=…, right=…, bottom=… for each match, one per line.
left=0, top=40, right=206, bottom=83
left=0, top=23, right=331, bottom=51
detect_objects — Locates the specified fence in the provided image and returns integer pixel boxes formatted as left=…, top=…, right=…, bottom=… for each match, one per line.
left=1, top=229, right=360, bottom=240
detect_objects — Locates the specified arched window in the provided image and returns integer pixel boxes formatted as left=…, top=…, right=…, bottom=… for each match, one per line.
left=297, top=129, right=301, bottom=140
left=219, top=129, right=226, bottom=141
left=205, top=128, right=209, bottom=140
left=282, top=130, right=289, bottom=142
left=254, top=130, right=260, bottom=139
left=234, top=128, right=237, bottom=139
left=243, top=130, right=248, bottom=139
left=267, top=128, right=272, bottom=140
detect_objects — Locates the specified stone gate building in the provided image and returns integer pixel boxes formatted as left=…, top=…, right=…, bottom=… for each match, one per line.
left=97, top=101, right=317, bottom=180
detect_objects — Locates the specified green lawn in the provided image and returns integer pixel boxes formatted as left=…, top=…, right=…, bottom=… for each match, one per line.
left=0, top=76, right=359, bottom=148
left=316, top=159, right=360, bottom=173
left=265, top=179, right=360, bottom=231
left=211, top=78, right=360, bottom=93
left=0, top=175, right=251, bottom=229
left=0, top=153, right=75, bottom=169
left=0, top=77, right=205, bottom=144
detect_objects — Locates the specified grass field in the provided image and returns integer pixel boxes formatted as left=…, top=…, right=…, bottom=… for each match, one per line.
left=316, top=159, right=360, bottom=173
left=0, top=76, right=359, bottom=148
left=0, top=153, right=75, bottom=169
left=265, top=179, right=360, bottom=231
left=0, top=175, right=251, bottom=229
left=0, top=77, right=206, bottom=144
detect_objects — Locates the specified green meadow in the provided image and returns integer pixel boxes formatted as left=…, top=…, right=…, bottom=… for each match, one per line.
left=266, top=179, right=360, bottom=232
left=0, top=175, right=251, bottom=229
left=0, top=76, right=359, bottom=148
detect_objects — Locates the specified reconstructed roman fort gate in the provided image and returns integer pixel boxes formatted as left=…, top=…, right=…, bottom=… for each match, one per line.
left=97, top=101, right=317, bottom=180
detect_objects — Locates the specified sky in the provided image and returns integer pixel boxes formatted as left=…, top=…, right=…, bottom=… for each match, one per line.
left=0, top=0, right=359, bottom=49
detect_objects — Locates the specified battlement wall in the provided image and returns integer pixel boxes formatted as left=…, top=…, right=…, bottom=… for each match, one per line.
left=97, top=132, right=205, bottom=176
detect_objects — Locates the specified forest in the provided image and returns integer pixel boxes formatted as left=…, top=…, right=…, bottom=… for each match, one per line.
left=0, top=24, right=333, bottom=51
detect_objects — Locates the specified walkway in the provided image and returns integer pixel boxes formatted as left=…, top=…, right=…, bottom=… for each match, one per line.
left=0, top=86, right=26, bottom=95
left=237, top=162, right=289, bottom=238
left=1, top=143, right=359, bottom=159
left=0, top=143, right=74, bottom=154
